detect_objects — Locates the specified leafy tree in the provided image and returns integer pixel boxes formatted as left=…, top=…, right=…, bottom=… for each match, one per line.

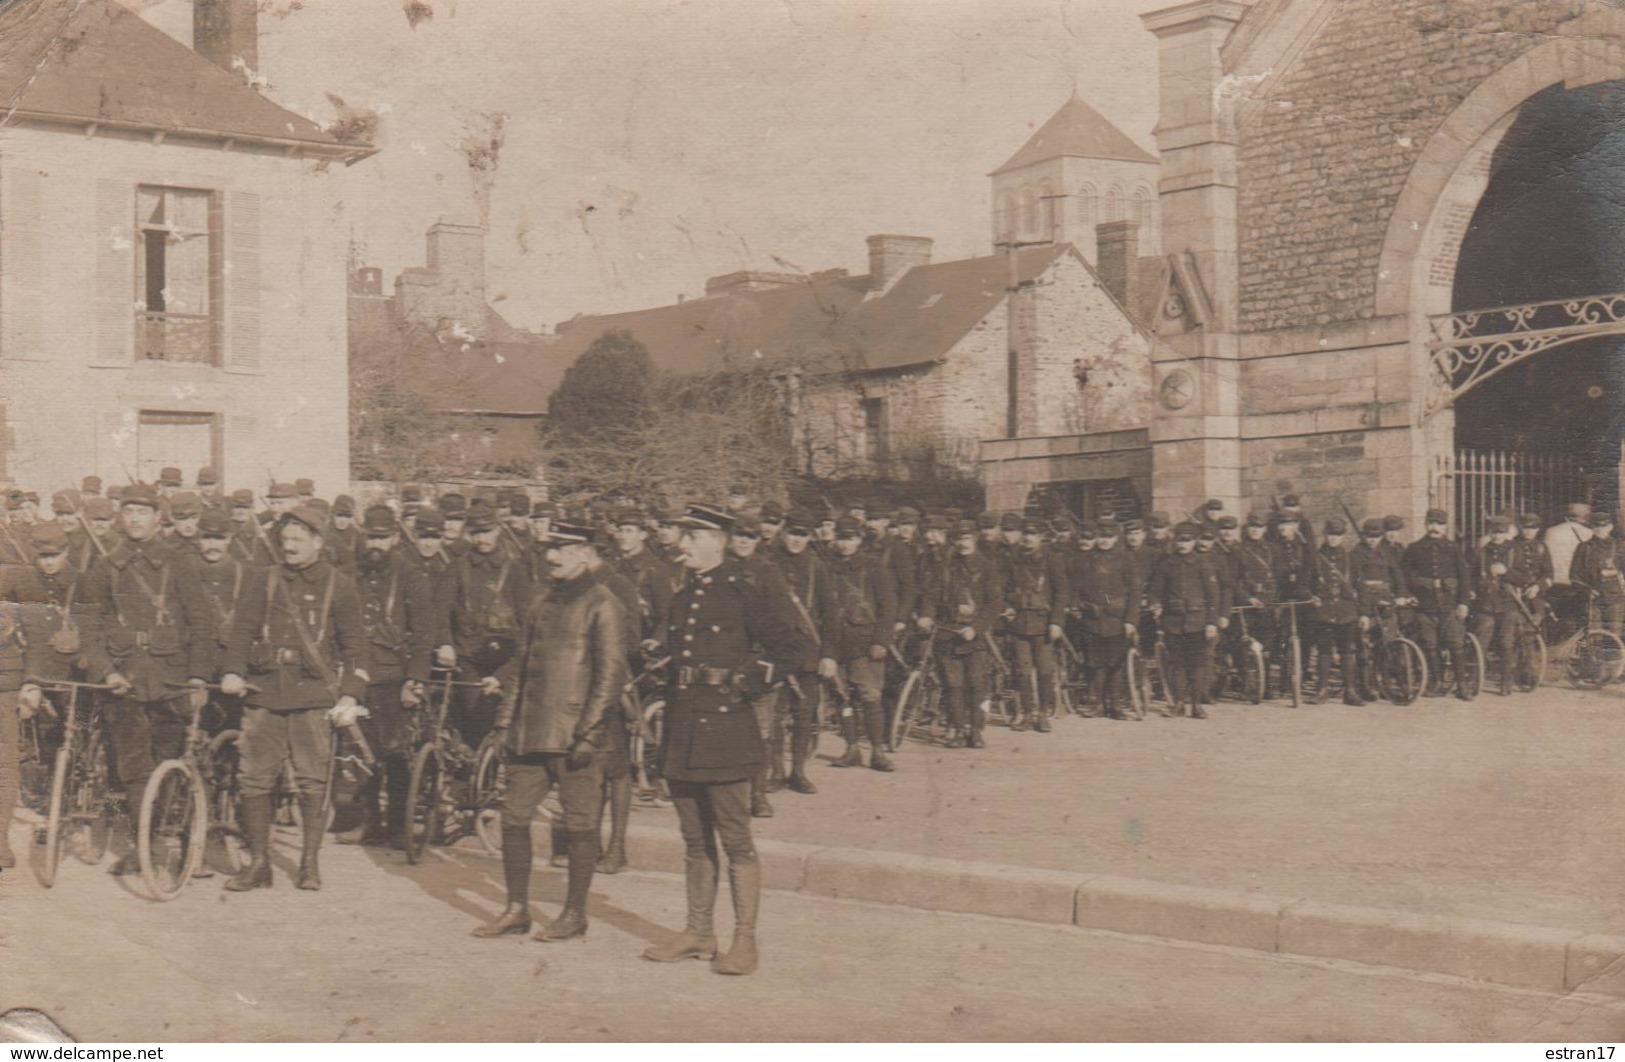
left=547, top=329, right=655, bottom=447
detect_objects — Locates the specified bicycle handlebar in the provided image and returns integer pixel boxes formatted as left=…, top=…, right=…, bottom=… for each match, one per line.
left=24, top=678, right=115, bottom=691
left=164, top=680, right=263, bottom=694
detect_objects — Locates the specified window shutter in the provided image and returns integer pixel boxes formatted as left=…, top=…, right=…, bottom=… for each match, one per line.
left=226, top=413, right=258, bottom=485
left=98, top=408, right=136, bottom=479
left=92, top=180, right=134, bottom=367
left=1, top=168, right=44, bottom=360
left=224, top=190, right=261, bottom=375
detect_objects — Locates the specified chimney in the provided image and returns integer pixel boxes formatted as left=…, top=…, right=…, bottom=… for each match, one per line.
left=349, top=267, right=384, bottom=297
left=194, top=0, right=259, bottom=79
left=866, top=234, right=933, bottom=294
left=1096, top=220, right=1139, bottom=312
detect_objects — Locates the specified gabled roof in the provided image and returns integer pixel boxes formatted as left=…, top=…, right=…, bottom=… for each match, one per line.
left=990, top=93, right=1157, bottom=175
left=0, top=0, right=368, bottom=158
left=548, top=245, right=1072, bottom=380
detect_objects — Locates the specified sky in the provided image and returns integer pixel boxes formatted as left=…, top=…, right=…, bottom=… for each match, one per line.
left=130, top=0, right=1166, bottom=332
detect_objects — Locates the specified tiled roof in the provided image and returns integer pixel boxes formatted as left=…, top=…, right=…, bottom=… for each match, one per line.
left=0, top=0, right=364, bottom=156
left=990, top=93, right=1157, bottom=175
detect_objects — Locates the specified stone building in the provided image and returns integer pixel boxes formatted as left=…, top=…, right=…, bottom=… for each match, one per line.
left=0, top=0, right=371, bottom=492
left=1137, top=0, right=1625, bottom=536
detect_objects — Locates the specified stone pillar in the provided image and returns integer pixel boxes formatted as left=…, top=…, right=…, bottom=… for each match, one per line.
left=1095, top=220, right=1140, bottom=310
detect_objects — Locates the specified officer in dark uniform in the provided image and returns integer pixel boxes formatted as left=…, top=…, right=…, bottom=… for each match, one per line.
left=1004, top=517, right=1068, bottom=732
left=824, top=515, right=899, bottom=771
left=1147, top=523, right=1220, bottom=718
left=1271, top=510, right=1317, bottom=690
left=1474, top=515, right=1521, bottom=695
left=1194, top=525, right=1232, bottom=704
left=340, top=505, right=439, bottom=846
left=609, top=508, right=673, bottom=647
left=444, top=506, right=529, bottom=746
left=1403, top=508, right=1471, bottom=697
left=1309, top=520, right=1364, bottom=705
left=1573, top=512, right=1625, bottom=635
left=219, top=505, right=368, bottom=891
left=1071, top=520, right=1137, bottom=719
left=640, top=504, right=816, bottom=976
left=930, top=520, right=1002, bottom=749
left=726, top=513, right=795, bottom=812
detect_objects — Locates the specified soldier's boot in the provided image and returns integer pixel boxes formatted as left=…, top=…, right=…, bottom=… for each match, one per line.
left=712, top=860, right=761, bottom=976
left=749, top=770, right=774, bottom=818
left=765, top=719, right=787, bottom=794
left=108, top=779, right=146, bottom=875
left=535, top=830, right=595, bottom=942
left=596, top=775, right=631, bottom=874
left=473, top=824, right=535, bottom=937
left=1308, top=656, right=1331, bottom=705
left=548, top=820, right=569, bottom=868
left=786, top=724, right=818, bottom=794
left=295, top=794, right=324, bottom=891
left=1423, top=650, right=1447, bottom=697
left=1498, top=660, right=1513, bottom=697
left=224, top=794, right=274, bottom=892
left=863, top=704, right=894, bottom=772
left=333, top=775, right=382, bottom=845
left=384, top=763, right=410, bottom=850
left=1343, top=656, right=1367, bottom=706
left=1032, top=700, right=1052, bottom=733
left=643, top=850, right=719, bottom=962
left=967, top=699, right=988, bottom=748
left=829, top=715, right=863, bottom=768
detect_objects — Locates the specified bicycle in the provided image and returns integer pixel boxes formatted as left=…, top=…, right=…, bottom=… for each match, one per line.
left=1357, top=602, right=1428, bottom=706
left=137, top=682, right=258, bottom=901
left=1217, top=605, right=1268, bottom=705
left=1555, top=589, right=1625, bottom=689
left=1276, top=601, right=1315, bottom=708
left=30, top=678, right=117, bottom=888
left=889, top=629, right=942, bottom=750
left=404, top=672, right=497, bottom=864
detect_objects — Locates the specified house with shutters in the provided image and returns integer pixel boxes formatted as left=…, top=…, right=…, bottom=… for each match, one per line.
left=0, top=0, right=371, bottom=492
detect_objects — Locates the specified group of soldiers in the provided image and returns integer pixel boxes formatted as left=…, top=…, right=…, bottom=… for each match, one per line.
left=0, top=466, right=1620, bottom=976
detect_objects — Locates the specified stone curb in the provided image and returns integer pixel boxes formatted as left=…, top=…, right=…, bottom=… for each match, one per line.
left=610, top=821, right=1625, bottom=997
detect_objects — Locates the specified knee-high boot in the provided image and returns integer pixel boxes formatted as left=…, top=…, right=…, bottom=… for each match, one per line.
left=643, top=842, right=720, bottom=962
left=597, top=775, right=631, bottom=873
left=830, top=713, right=862, bottom=767
left=863, top=702, right=893, bottom=772
left=472, top=823, right=534, bottom=937
left=224, top=793, right=274, bottom=891
left=296, top=793, right=325, bottom=890
left=536, top=829, right=595, bottom=941
left=712, top=859, right=760, bottom=975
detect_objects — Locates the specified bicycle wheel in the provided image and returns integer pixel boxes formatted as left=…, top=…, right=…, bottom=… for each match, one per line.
left=470, top=738, right=504, bottom=857
left=138, top=759, right=207, bottom=901
left=40, top=746, right=72, bottom=888
left=1287, top=635, right=1303, bottom=708
left=1381, top=638, right=1427, bottom=706
left=1124, top=648, right=1147, bottom=720
left=75, top=729, right=113, bottom=865
left=1457, top=634, right=1484, bottom=701
left=1154, top=650, right=1174, bottom=712
left=890, top=669, right=926, bottom=751
left=1514, top=631, right=1548, bottom=692
left=1242, top=642, right=1266, bottom=705
left=205, top=730, right=248, bottom=875
left=404, top=744, right=443, bottom=865
left=1568, top=629, right=1625, bottom=688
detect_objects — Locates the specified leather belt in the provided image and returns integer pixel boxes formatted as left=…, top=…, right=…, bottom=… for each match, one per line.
left=676, top=665, right=738, bottom=688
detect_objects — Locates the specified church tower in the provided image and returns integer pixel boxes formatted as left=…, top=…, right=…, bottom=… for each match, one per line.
left=990, top=92, right=1160, bottom=263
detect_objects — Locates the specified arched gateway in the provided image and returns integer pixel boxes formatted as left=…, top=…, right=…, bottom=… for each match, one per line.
left=1140, top=0, right=1625, bottom=535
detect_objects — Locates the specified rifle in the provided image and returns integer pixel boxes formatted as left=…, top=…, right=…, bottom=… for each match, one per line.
left=120, top=462, right=137, bottom=485
left=1339, top=498, right=1360, bottom=533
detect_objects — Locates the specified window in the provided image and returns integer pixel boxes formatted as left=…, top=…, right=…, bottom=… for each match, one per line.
left=1106, top=184, right=1126, bottom=223
left=996, top=192, right=1016, bottom=240
left=861, top=397, right=888, bottom=468
left=137, top=410, right=218, bottom=483
left=1132, top=183, right=1157, bottom=245
left=136, top=186, right=220, bottom=364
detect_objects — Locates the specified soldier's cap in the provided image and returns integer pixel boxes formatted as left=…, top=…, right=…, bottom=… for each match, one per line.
left=1148, top=512, right=1171, bottom=529
left=868, top=509, right=894, bottom=522
left=83, top=497, right=115, bottom=520
left=1325, top=519, right=1348, bottom=537
left=1049, top=513, right=1075, bottom=532
left=1361, top=517, right=1385, bottom=536
left=267, top=482, right=297, bottom=500
left=332, top=494, right=356, bottom=517
left=1096, top=520, right=1121, bottom=537
left=414, top=509, right=446, bottom=535
left=610, top=507, right=646, bottom=528
left=922, top=514, right=949, bottom=532
left=81, top=475, right=102, bottom=494
left=833, top=514, right=864, bottom=538
left=168, top=492, right=203, bottom=519
left=464, top=504, right=500, bottom=533
left=1198, top=526, right=1218, bottom=542
left=279, top=505, right=327, bottom=535
left=544, top=520, right=596, bottom=546
left=1425, top=508, right=1449, bottom=525
left=1203, top=498, right=1224, bottom=512
left=436, top=492, right=466, bottom=514
left=229, top=488, right=255, bottom=508
left=1518, top=512, right=1542, bottom=529
left=1120, top=518, right=1144, bottom=533
left=508, top=494, right=532, bottom=517
left=197, top=509, right=234, bottom=537
left=1014, top=517, right=1042, bottom=534
left=1273, top=510, right=1301, bottom=525
left=1281, top=493, right=1302, bottom=507
left=1173, top=522, right=1201, bottom=540
left=158, top=466, right=183, bottom=487
left=1382, top=514, right=1405, bottom=531
left=760, top=501, right=786, bottom=522
left=733, top=513, right=763, bottom=537
left=121, top=483, right=160, bottom=509
left=50, top=489, right=78, bottom=515
left=674, top=503, right=735, bottom=534
left=1246, top=511, right=1269, bottom=528
left=1217, top=515, right=1239, bottom=530
left=196, top=466, right=220, bottom=487
left=999, top=512, right=1022, bottom=531
left=1077, top=523, right=1098, bottom=539
left=29, top=522, right=67, bottom=554
left=953, top=519, right=979, bottom=537
left=401, top=485, right=426, bottom=503
left=361, top=505, right=398, bottom=535
left=295, top=478, right=315, bottom=495
left=783, top=509, right=816, bottom=534
left=308, top=498, right=332, bottom=516
left=652, top=508, right=680, bottom=527
left=1488, top=515, right=1513, bottom=532
left=1589, top=512, right=1615, bottom=528
left=895, top=506, right=920, bottom=525
left=1567, top=502, right=1592, bottom=520
left=975, top=511, right=998, bottom=529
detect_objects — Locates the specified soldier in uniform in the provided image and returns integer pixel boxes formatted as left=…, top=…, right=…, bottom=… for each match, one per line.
left=157, top=467, right=183, bottom=500
left=1271, top=510, right=1317, bottom=693
left=1072, top=520, right=1137, bottom=719
left=325, top=495, right=360, bottom=571
left=187, top=510, right=252, bottom=730
left=1194, top=525, right=1233, bottom=704
left=1474, top=515, right=1522, bottom=695
left=823, top=515, right=898, bottom=771
left=339, top=505, right=439, bottom=846
left=757, top=502, right=785, bottom=546
left=1004, top=517, right=1068, bottom=732
left=1308, top=519, right=1363, bottom=705
left=610, top=508, right=673, bottom=644
left=640, top=504, right=816, bottom=976
left=726, top=513, right=790, bottom=813
left=232, top=489, right=276, bottom=565
left=1147, top=523, right=1220, bottom=718
left=444, top=506, right=530, bottom=747
left=1272, top=494, right=1317, bottom=550
left=81, top=476, right=103, bottom=500
left=1403, top=509, right=1472, bottom=698
left=1146, top=512, right=1174, bottom=554
left=1, top=523, right=110, bottom=870
left=929, top=520, right=1001, bottom=749
left=85, top=484, right=215, bottom=873
left=219, top=506, right=368, bottom=891
left=166, top=492, right=204, bottom=553
left=195, top=466, right=223, bottom=507
left=1572, top=512, right=1624, bottom=635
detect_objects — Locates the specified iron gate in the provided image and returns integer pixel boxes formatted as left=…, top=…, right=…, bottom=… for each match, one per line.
left=1431, top=448, right=1593, bottom=543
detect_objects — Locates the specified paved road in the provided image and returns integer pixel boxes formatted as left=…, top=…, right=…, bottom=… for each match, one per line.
left=5, top=829, right=1625, bottom=1042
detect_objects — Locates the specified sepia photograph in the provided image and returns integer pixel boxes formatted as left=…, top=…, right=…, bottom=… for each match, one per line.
left=1, top=0, right=1624, bottom=1046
